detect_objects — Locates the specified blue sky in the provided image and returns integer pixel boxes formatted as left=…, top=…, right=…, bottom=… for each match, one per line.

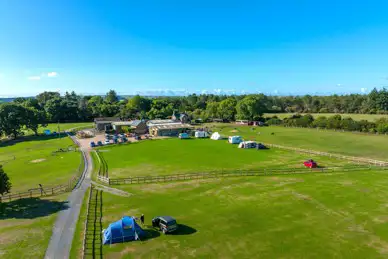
left=1, top=0, right=388, bottom=96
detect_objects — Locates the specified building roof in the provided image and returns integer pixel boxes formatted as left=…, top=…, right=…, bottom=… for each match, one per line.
left=147, top=119, right=177, bottom=126
left=94, top=117, right=121, bottom=122
left=150, top=123, right=193, bottom=130
left=111, top=120, right=145, bottom=127
left=130, top=120, right=144, bottom=127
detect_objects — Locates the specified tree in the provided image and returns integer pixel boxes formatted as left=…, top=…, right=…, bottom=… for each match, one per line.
left=205, top=102, right=220, bottom=119
left=236, top=95, right=266, bottom=120
left=0, top=165, right=11, bottom=196
left=218, top=98, right=237, bottom=121
left=36, top=91, right=60, bottom=106
left=0, top=103, right=27, bottom=139
left=25, top=107, right=47, bottom=135
left=105, top=90, right=119, bottom=104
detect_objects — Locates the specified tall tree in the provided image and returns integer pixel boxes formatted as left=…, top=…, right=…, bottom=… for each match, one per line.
left=0, top=165, right=11, bottom=196
left=105, top=90, right=119, bottom=104
left=0, top=103, right=27, bottom=139
left=236, top=95, right=266, bottom=120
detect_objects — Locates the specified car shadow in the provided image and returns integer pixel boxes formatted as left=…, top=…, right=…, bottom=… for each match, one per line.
left=0, top=197, right=69, bottom=220
left=141, top=227, right=161, bottom=241
left=169, top=224, right=197, bottom=235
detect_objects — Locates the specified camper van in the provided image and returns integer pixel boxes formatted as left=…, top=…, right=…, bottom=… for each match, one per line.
left=228, top=136, right=242, bottom=144
left=195, top=131, right=209, bottom=138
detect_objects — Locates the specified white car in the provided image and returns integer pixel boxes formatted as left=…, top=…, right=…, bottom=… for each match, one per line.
left=104, top=139, right=111, bottom=145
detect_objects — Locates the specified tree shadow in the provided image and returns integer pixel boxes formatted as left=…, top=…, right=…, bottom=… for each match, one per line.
left=0, top=197, right=69, bottom=220
left=169, top=224, right=197, bottom=236
left=0, top=134, right=68, bottom=148
left=141, top=228, right=161, bottom=241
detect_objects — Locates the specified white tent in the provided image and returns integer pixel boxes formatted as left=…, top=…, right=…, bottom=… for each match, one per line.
left=238, top=141, right=257, bottom=149
left=210, top=132, right=222, bottom=140
left=228, top=136, right=242, bottom=144
left=195, top=131, right=209, bottom=138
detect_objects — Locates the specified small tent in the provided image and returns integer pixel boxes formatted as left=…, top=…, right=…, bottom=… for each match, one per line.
left=195, top=131, right=209, bottom=138
left=210, top=132, right=222, bottom=140
left=228, top=136, right=242, bottom=144
left=103, top=216, right=144, bottom=245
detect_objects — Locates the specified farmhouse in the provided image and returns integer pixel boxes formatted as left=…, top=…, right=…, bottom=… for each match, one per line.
left=94, top=117, right=121, bottom=132
left=172, top=111, right=190, bottom=123
left=112, top=120, right=147, bottom=135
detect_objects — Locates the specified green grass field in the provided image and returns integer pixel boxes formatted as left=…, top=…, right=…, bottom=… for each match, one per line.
left=98, top=170, right=388, bottom=258
left=264, top=113, right=388, bottom=121
left=0, top=194, right=68, bottom=259
left=208, top=124, right=388, bottom=161
left=100, top=138, right=353, bottom=178
left=32, top=122, right=93, bottom=135
left=0, top=135, right=82, bottom=192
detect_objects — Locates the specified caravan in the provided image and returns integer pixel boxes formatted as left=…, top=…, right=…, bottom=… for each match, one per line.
left=228, top=136, right=242, bottom=144
left=238, top=141, right=257, bottom=149
left=195, top=131, right=209, bottom=138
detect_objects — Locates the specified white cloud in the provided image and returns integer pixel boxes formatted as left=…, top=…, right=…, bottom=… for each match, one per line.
left=273, top=89, right=279, bottom=94
left=337, top=83, right=342, bottom=87
left=47, top=72, right=58, bottom=77
left=28, top=76, right=41, bottom=81
left=360, top=87, right=367, bottom=93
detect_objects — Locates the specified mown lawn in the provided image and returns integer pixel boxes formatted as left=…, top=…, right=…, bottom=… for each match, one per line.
left=0, top=194, right=68, bottom=259
left=100, top=138, right=352, bottom=178
left=33, top=122, right=93, bottom=135
left=208, top=124, right=388, bottom=160
left=98, top=170, right=388, bottom=258
left=0, top=135, right=82, bottom=192
left=264, top=113, right=388, bottom=121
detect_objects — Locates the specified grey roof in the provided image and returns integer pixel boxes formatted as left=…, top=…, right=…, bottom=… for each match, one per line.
left=130, top=120, right=143, bottom=127
left=159, top=216, right=176, bottom=222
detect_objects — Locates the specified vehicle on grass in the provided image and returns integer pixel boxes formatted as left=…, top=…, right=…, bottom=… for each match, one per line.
left=256, top=143, right=267, bottom=149
left=90, top=141, right=96, bottom=148
left=152, top=216, right=178, bottom=234
left=194, top=131, right=209, bottom=138
left=97, top=141, right=103, bottom=146
left=304, top=159, right=318, bottom=168
left=179, top=133, right=190, bottom=139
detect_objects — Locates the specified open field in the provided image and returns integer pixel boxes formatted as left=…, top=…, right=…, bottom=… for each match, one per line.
left=32, top=122, right=93, bottom=135
left=0, top=135, right=82, bottom=192
left=0, top=194, right=68, bottom=259
left=264, top=113, right=388, bottom=121
left=100, top=138, right=354, bottom=178
left=208, top=124, right=388, bottom=161
left=95, top=170, right=388, bottom=258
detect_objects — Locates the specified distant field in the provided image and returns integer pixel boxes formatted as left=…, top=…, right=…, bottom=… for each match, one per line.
left=32, top=122, right=93, bottom=135
left=207, top=124, right=388, bottom=161
left=264, top=113, right=388, bottom=121
left=101, top=138, right=354, bottom=178
left=97, top=170, right=388, bottom=258
left=0, top=194, right=68, bottom=259
left=0, top=135, right=81, bottom=192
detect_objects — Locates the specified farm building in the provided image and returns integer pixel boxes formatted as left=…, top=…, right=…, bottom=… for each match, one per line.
left=172, top=111, right=190, bottom=123
left=112, top=120, right=147, bottom=135
left=148, top=123, right=193, bottom=137
left=94, top=117, right=121, bottom=132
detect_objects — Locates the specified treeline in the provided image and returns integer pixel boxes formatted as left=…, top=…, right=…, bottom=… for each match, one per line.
left=266, top=114, right=388, bottom=134
left=0, top=88, right=387, bottom=138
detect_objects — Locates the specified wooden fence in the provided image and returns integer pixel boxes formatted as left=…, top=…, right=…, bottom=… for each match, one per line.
left=262, top=143, right=388, bottom=167
left=101, top=165, right=381, bottom=186
left=83, top=185, right=103, bottom=259
left=0, top=134, right=86, bottom=203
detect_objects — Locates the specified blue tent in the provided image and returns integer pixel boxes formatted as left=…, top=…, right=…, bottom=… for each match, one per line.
left=103, top=216, right=144, bottom=245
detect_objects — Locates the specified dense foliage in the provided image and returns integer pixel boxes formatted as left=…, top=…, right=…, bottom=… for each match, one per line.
left=0, top=88, right=387, bottom=138
left=0, top=165, right=11, bottom=196
left=267, top=114, right=388, bottom=134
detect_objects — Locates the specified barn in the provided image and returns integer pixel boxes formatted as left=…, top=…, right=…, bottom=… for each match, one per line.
left=94, top=117, right=121, bottom=132
left=112, top=120, right=148, bottom=135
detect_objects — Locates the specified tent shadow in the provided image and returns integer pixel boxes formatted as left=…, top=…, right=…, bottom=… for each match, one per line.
left=169, top=224, right=197, bottom=236
left=141, top=228, right=161, bottom=241
left=0, top=197, right=69, bottom=220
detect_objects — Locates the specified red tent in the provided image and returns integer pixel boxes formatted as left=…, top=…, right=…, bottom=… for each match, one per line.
left=304, top=159, right=317, bottom=168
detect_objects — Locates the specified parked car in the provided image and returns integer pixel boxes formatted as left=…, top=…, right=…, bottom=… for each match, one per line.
left=179, top=133, right=189, bottom=139
left=304, top=159, right=317, bottom=168
left=104, top=139, right=111, bottom=145
left=152, top=216, right=178, bottom=234
left=90, top=141, right=96, bottom=148
left=135, top=135, right=141, bottom=141
left=97, top=141, right=103, bottom=146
